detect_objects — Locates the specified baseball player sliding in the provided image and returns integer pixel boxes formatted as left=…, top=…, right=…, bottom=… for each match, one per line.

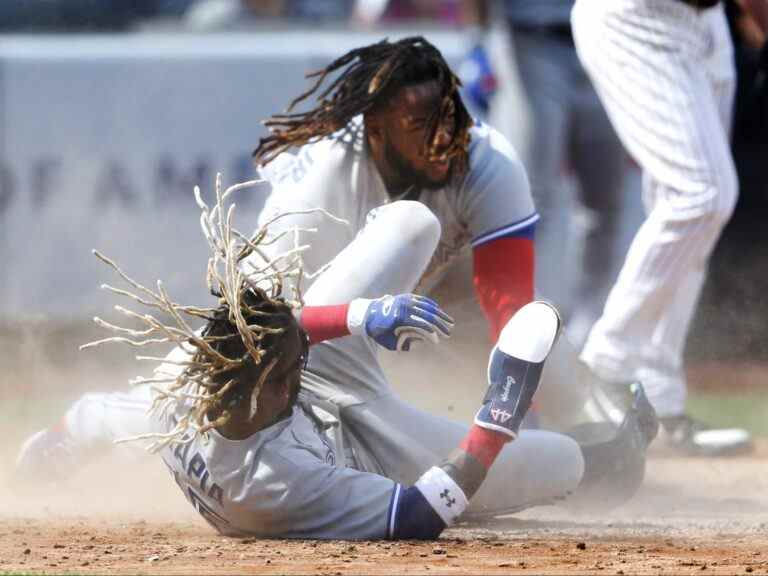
left=571, top=0, right=754, bottom=455
left=250, top=36, right=656, bottom=498
left=22, top=177, right=583, bottom=538
left=17, top=37, right=655, bottom=510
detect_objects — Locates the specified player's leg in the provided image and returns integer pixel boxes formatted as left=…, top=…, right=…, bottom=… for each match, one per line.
left=15, top=343, right=194, bottom=480
left=15, top=384, right=154, bottom=481
left=572, top=0, right=738, bottom=393
left=643, top=13, right=751, bottom=452
left=302, top=199, right=598, bottom=510
left=341, top=395, right=584, bottom=515
left=300, top=200, right=441, bottom=405
left=340, top=301, right=585, bottom=514
left=299, top=201, right=584, bottom=510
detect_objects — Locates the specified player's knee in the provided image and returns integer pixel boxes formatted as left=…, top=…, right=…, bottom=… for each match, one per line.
left=715, top=160, right=739, bottom=224
left=699, top=160, right=739, bottom=226
left=519, top=430, right=584, bottom=502
left=382, top=200, right=442, bottom=253
left=530, top=432, right=584, bottom=503
left=554, top=433, right=585, bottom=496
left=669, top=166, right=738, bottom=233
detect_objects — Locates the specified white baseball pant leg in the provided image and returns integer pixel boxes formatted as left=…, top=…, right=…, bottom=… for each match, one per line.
left=572, top=0, right=738, bottom=416
left=302, top=200, right=584, bottom=515
left=58, top=384, right=154, bottom=456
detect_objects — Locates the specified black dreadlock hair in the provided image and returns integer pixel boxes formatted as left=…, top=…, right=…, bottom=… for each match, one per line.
left=198, top=289, right=308, bottom=418
left=252, top=36, right=472, bottom=174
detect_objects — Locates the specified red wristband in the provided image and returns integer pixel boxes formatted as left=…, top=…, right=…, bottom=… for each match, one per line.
left=459, top=425, right=508, bottom=470
left=300, top=304, right=350, bottom=344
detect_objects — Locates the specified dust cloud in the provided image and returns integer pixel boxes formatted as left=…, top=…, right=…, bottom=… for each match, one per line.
left=1, top=266, right=767, bottom=537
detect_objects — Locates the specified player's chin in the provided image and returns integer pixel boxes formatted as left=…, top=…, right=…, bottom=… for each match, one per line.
left=423, top=162, right=453, bottom=188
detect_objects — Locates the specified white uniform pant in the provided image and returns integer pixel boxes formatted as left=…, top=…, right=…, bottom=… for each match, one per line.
left=571, top=0, right=738, bottom=416
left=61, top=200, right=584, bottom=516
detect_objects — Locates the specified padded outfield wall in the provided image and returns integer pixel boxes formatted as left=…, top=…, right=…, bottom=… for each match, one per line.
left=0, top=31, right=476, bottom=318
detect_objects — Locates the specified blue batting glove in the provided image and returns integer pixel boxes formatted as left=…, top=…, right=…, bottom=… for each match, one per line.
left=347, top=294, right=455, bottom=351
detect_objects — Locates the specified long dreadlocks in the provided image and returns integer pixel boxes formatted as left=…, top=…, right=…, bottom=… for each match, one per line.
left=252, top=36, right=472, bottom=174
left=80, top=174, right=342, bottom=452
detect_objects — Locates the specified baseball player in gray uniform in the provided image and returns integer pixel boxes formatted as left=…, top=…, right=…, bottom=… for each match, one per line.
left=20, top=173, right=583, bottom=538
left=162, top=196, right=582, bottom=538
left=571, top=0, right=754, bottom=455
left=16, top=37, right=656, bottom=510
left=251, top=37, right=657, bottom=501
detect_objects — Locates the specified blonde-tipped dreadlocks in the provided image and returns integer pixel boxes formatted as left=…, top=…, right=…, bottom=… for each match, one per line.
left=81, top=174, right=345, bottom=452
left=252, top=36, right=472, bottom=173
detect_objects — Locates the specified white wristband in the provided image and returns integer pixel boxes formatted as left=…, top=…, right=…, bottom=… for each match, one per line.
left=347, top=298, right=371, bottom=336
left=414, top=466, right=469, bottom=527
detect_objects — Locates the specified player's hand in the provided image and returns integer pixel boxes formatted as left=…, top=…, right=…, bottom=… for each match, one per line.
left=348, top=294, right=454, bottom=351
left=734, top=0, right=768, bottom=50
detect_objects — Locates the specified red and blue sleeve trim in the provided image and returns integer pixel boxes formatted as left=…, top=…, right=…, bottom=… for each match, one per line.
left=470, top=213, right=539, bottom=248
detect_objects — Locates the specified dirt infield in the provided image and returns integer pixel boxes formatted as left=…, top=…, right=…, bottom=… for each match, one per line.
left=2, top=440, right=767, bottom=575
left=2, top=520, right=768, bottom=575
left=2, top=298, right=767, bottom=575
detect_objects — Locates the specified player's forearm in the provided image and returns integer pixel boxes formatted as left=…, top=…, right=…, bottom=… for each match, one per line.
left=391, top=426, right=509, bottom=539
left=738, top=0, right=768, bottom=33
left=299, top=295, right=453, bottom=349
left=472, top=236, right=535, bottom=342
left=298, top=304, right=351, bottom=344
left=297, top=299, right=382, bottom=344
left=393, top=418, right=516, bottom=540
left=734, top=0, right=768, bottom=49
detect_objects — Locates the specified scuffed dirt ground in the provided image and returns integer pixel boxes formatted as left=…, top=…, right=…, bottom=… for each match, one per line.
left=2, top=518, right=768, bottom=575
left=2, top=305, right=767, bottom=575
left=2, top=443, right=767, bottom=575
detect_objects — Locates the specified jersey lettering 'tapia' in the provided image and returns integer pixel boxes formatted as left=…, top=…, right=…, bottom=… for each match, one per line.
left=172, top=439, right=224, bottom=506
left=186, top=483, right=229, bottom=530
left=168, top=466, right=230, bottom=531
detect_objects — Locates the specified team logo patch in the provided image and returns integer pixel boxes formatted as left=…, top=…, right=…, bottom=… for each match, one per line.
left=490, top=408, right=512, bottom=423
left=440, top=489, right=457, bottom=508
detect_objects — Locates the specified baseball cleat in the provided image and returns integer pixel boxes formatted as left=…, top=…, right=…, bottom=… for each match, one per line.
left=15, top=427, right=74, bottom=483
left=475, top=301, right=561, bottom=438
left=631, top=382, right=660, bottom=447
left=659, top=415, right=753, bottom=457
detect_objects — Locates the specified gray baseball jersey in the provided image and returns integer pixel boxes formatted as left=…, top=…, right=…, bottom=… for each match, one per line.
left=56, top=184, right=582, bottom=540
left=154, top=384, right=399, bottom=539
left=255, top=117, right=537, bottom=291
left=147, top=119, right=563, bottom=539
